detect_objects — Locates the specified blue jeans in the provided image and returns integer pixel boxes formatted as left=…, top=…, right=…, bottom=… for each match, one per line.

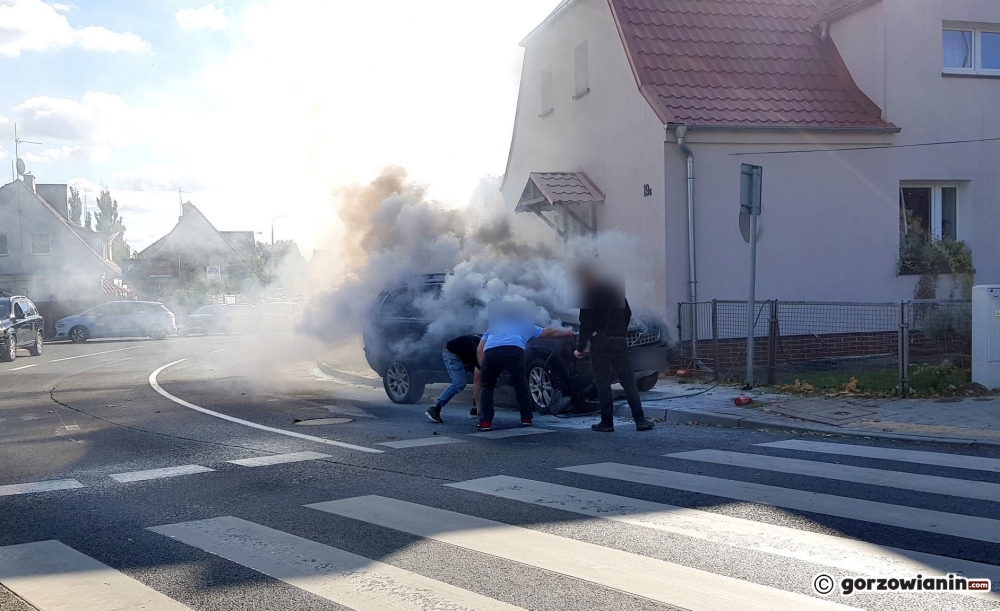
left=434, top=350, right=469, bottom=407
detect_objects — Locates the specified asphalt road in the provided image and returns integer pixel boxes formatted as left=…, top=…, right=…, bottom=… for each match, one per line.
left=1, top=334, right=998, bottom=611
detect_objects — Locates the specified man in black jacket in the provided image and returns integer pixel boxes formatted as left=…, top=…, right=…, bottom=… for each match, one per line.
left=574, top=265, right=654, bottom=433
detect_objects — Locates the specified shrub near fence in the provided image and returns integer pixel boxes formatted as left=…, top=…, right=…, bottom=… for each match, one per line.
left=676, top=299, right=972, bottom=395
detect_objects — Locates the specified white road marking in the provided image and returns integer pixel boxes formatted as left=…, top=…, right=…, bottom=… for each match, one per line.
left=209, top=349, right=227, bottom=354
left=0, top=540, right=194, bottom=611
left=378, top=436, right=467, bottom=449
left=149, top=516, right=525, bottom=611
left=469, top=428, right=557, bottom=439
left=109, top=465, right=214, bottom=483
left=228, top=451, right=331, bottom=467
left=758, top=440, right=1000, bottom=473
left=448, top=475, right=1000, bottom=596
left=149, top=360, right=383, bottom=454
left=668, top=449, right=1000, bottom=502
left=308, top=496, right=856, bottom=611
left=49, top=346, right=141, bottom=363
left=0, top=479, right=84, bottom=497
left=9, top=364, right=39, bottom=371
left=560, top=463, right=1000, bottom=543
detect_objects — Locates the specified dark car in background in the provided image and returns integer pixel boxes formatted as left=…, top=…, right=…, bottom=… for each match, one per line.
left=55, top=301, right=176, bottom=342
left=180, top=303, right=256, bottom=336
left=363, top=275, right=673, bottom=413
left=0, top=295, right=45, bottom=362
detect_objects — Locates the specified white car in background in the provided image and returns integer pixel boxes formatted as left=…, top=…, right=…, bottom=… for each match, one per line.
left=55, top=301, right=177, bottom=342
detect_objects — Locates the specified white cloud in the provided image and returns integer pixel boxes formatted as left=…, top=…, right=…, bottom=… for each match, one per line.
left=0, top=0, right=148, bottom=57
left=176, top=2, right=227, bottom=31
left=50, top=3, right=73, bottom=12
left=6, top=0, right=563, bottom=252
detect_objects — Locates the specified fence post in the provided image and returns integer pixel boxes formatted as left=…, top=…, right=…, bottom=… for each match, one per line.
left=677, top=302, right=685, bottom=360
left=711, top=300, right=720, bottom=380
left=767, top=300, right=779, bottom=386
left=899, top=301, right=911, bottom=397
left=689, top=302, right=699, bottom=362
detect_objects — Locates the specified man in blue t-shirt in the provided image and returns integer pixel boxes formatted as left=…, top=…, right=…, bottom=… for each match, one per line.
left=475, top=320, right=573, bottom=431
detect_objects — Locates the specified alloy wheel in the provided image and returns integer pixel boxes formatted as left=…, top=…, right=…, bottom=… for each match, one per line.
left=386, top=363, right=410, bottom=399
left=528, top=366, right=553, bottom=411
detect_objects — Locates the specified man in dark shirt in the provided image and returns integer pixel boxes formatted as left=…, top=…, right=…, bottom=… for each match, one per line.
left=574, top=266, right=654, bottom=433
left=426, top=333, right=482, bottom=423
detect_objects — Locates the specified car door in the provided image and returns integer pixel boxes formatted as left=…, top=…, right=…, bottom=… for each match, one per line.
left=93, top=302, right=125, bottom=338
left=12, top=300, right=31, bottom=346
left=24, top=299, right=41, bottom=342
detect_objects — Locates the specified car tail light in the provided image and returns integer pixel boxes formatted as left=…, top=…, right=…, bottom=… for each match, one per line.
left=167, top=312, right=175, bottom=319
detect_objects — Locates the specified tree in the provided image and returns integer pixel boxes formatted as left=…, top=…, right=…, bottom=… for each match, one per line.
left=68, top=187, right=83, bottom=226
left=85, top=211, right=92, bottom=231
left=94, top=189, right=133, bottom=262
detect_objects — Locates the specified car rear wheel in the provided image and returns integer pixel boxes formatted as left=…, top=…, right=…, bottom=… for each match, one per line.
left=69, top=326, right=89, bottom=343
left=383, top=361, right=425, bottom=404
left=636, top=372, right=659, bottom=392
left=527, top=360, right=569, bottom=415
left=28, top=332, right=43, bottom=357
left=1, top=334, right=16, bottom=362
left=148, top=325, right=167, bottom=340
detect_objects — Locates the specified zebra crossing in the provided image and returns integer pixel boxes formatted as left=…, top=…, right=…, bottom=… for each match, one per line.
left=2, top=439, right=998, bottom=610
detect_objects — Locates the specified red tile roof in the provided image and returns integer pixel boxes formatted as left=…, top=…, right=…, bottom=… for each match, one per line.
left=608, top=0, right=893, bottom=129
left=516, top=172, right=605, bottom=214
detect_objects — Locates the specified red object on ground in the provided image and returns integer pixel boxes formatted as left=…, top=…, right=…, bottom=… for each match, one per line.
left=734, top=396, right=754, bottom=407
left=675, top=369, right=693, bottom=378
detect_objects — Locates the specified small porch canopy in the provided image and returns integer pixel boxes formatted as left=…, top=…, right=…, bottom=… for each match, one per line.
left=515, top=172, right=604, bottom=239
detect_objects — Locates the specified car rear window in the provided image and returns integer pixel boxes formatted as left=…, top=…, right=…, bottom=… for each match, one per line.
left=196, top=305, right=227, bottom=314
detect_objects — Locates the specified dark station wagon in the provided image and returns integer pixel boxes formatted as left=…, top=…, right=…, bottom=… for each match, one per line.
left=363, top=275, right=673, bottom=414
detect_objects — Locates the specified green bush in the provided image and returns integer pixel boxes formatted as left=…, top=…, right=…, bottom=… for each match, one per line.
left=909, top=360, right=970, bottom=394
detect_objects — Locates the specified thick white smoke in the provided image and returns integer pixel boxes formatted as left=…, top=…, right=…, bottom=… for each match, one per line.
left=300, top=167, right=658, bottom=355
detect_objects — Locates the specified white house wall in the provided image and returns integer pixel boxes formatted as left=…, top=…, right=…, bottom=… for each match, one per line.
left=501, top=0, right=669, bottom=317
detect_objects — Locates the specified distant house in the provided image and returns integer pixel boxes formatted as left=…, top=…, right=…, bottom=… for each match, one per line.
left=135, top=202, right=263, bottom=296
left=0, top=175, right=128, bottom=336
left=502, top=0, right=1000, bottom=327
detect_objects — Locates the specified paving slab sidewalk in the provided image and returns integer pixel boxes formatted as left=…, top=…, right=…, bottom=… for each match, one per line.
left=616, top=379, right=1000, bottom=447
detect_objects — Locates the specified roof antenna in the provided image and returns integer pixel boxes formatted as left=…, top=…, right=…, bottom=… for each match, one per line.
left=13, top=123, right=41, bottom=181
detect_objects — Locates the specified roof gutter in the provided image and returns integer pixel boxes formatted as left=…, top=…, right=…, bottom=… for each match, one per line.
left=665, top=123, right=900, bottom=134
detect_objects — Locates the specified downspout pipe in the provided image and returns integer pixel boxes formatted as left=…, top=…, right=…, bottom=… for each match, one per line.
left=674, top=125, right=698, bottom=360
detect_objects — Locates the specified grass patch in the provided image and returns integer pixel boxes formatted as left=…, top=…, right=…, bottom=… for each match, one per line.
left=775, top=369, right=898, bottom=395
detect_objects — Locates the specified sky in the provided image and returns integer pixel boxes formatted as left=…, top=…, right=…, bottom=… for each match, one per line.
left=0, top=0, right=563, bottom=254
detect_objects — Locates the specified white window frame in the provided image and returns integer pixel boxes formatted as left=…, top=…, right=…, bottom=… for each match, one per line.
left=943, top=25, right=1000, bottom=76
left=900, top=183, right=960, bottom=242
left=0, top=233, right=8, bottom=256
left=30, top=233, right=50, bottom=256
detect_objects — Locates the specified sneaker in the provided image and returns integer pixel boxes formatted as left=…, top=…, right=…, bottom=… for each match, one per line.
left=636, top=420, right=655, bottom=432
left=521, top=419, right=533, bottom=427
left=425, top=406, right=443, bottom=424
left=476, top=421, right=492, bottom=432
left=469, top=407, right=479, bottom=418
left=591, top=423, right=615, bottom=433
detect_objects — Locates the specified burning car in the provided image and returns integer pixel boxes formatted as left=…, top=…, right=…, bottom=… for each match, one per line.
left=363, top=274, right=673, bottom=413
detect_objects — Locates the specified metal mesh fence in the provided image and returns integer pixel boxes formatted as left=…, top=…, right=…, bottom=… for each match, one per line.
left=676, top=299, right=972, bottom=392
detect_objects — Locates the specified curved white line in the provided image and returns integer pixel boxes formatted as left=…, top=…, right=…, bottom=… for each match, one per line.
left=149, top=360, right=383, bottom=454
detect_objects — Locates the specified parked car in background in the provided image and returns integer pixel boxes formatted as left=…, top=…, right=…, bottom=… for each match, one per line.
left=1, top=295, right=45, bottom=362
left=363, top=275, right=673, bottom=412
left=55, top=301, right=176, bottom=342
left=180, top=303, right=255, bottom=336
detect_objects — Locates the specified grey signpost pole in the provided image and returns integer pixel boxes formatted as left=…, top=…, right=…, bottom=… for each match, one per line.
left=740, top=164, right=763, bottom=388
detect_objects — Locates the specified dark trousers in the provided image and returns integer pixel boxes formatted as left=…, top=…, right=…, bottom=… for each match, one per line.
left=479, top=346, right=533, bottom=424
left=591, top=336, right=645, bottom=425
